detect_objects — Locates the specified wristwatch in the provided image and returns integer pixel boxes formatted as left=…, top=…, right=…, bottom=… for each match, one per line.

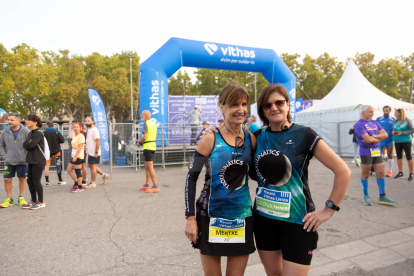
left=372, top=134, right=377, bottom=138
left=325, top=200, right=340, bottom=211
left=95, top=151, right=98, bottom=153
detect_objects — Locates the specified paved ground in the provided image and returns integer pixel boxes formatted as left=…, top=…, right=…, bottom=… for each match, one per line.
left=0, top=157, right=413, bottom=275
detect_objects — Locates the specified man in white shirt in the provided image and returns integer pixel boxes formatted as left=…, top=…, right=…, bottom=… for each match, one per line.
left=84, top=116, right=109, bottom=188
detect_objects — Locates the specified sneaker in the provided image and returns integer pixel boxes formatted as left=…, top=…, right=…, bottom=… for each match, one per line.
left=103, top=174, right=110, bottom=184
left=379, top=196, right=397, bottom=205
left=58, top=181, right=67, bottom=185
left=21, top=201, right=35, bottom=209
left=363, top=196, right=372, bottom=206
left=71, top=184, right=80, bottom=193
left=30, top=201, right=46, bottom=210
left=82, top=181, right=87, bottom=186
left=383, top=156, right=388, bottom=160
left=146, top=187, right=160, bottom=193
left=77, top=186, right=84, bottom=192
left=0, top=198, right=14, bottom=208
left=351, top=160, right=355, bottom=163
left=18, top=197, right=27, bottom=206
left=45, top=181, right=50, bottom=187
left=386, top=171, right=392, bottom=177
left=84, top=182, right=96, bottom=189
left=140, top=184, right=150, bottom=191
left=356, top=159, right=361, bottom=167
left=394, top=172, right=404, bottom=179
left=408, top=174, right=413, bottom=181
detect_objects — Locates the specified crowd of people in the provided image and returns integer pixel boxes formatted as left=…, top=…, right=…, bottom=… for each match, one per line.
left=0, top=114, right=110, bottom=209
left=350, top=105, right=413, bottom=206
left=2, top=84, right=413, bottom=275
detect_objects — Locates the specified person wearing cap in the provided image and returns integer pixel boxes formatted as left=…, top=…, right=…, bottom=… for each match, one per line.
left=218, top=119, right=224, bottom=127
left=195, top=121, right=209, bottom=144
left=185, top=105, right=202, bottom=146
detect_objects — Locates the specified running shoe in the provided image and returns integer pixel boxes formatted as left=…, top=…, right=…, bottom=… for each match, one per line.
left=362, top=196, right=372, bottom=206
left=84, top=182, right=96, bottom=189
left=103, top=173, right=110, bottom=184
left=394, top=172, right=404, bottom=179
left=58, top=181, right=67, bottom=185
left=379, top=196, right=397, bottom=205
left=18, top=197, right=27, bottom=206
left=21, top=201, right=35, bottom=209
left=146, top=187, right=160, bottom=193
left=140, top=184, right=150, bottom=191
left=30, top=201, right=46, bottom=210
left=0, top=198, right=13, bottom=208
left=408, top=174, right=413, bottom=181
left=383, top=156, right=388, bottom=160
left=82, top=181, right=87, bottom=186
left=71, top=184, right=80, bottom=193
left=356, top=158, right=361, bottom=167
left=386, top=171, right=392, bottom=177
left=45, top=181, right=50, bottom=187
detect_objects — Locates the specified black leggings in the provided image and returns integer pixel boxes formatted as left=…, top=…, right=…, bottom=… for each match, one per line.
left=395, top=142, right=412, bottom=160
left=27, top=164, right=45, bottom=202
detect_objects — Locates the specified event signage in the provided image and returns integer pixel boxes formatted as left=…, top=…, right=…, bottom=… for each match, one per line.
left=169, top=96, right=223, bottom=144
left=87, top=88, right=110, bottom=163
left=140, top=38, right=297, bottom=144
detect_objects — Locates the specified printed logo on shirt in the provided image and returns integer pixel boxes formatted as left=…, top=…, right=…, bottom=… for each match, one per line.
left=286, top=140, right=294, bottom=145
left=219, top=160, right=248, bottom=190
left=255, top=150, right=292, bottom=187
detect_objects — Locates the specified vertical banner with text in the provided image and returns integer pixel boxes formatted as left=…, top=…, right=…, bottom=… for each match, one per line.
left=88, top=88, right=110, bottom=163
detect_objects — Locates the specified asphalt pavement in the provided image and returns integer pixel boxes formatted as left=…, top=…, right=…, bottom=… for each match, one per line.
left=0, top=157, right=413, bottom=275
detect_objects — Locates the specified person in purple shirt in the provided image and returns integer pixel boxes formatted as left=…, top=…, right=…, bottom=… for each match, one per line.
left=354, top=105, right=397, bottom=206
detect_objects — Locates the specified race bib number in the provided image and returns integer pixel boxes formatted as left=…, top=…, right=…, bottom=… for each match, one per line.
left=370, top=147, right=380, bottom=157
left=256, top=187, right=291, bottom=218
left=208, top=218, right=245, bottom=243
left=72, top=148, right=77, bottom=155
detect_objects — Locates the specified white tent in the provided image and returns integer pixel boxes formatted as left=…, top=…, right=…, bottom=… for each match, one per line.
left=296, top=60, right=414, bottom=156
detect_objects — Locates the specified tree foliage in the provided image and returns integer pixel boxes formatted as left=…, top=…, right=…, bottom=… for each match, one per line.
left=0, top=42, right=413, bottom=121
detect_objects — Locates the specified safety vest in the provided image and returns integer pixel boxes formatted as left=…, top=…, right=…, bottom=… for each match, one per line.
left=143, top=120, right=157, bottom=151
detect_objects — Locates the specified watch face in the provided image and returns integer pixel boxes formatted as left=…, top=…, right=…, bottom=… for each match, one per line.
left=326, top=201, right=333, bottom=208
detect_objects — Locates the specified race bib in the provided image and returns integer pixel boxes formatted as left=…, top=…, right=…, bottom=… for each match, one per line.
left=208, top=217, right=245, bottom=243
left=370, top=147, right=380, bottom=157
left=72, top=148, right=77, bottom=155
left=256, top=187, right=291, bottom=218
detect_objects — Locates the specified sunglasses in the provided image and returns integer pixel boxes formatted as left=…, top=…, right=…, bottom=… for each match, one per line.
left=232, top=136, right=245, bottom=160
left=261, top=100, right=287, bottom=110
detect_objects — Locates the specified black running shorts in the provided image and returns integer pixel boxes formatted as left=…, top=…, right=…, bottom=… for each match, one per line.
left=254, top=212, right=318, bottom=266
left=143, top=150, right=155, bottom=162
left=192, top=213, right=256, bottom=257
left=70, top=158, right=84, bottom=165
left=361, top=156, right=384, bottom=165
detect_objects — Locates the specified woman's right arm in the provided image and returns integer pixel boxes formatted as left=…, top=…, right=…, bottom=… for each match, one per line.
left=23, top=132, right=42, bottom=150
left=184, top=132, right=214, bottom=244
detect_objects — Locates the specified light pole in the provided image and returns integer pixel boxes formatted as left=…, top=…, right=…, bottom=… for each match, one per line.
left=127, top=54, right=137, bottom=121
left=410, top=66, right=414, bottom=103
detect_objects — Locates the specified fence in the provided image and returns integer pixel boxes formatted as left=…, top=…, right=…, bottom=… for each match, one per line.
left=3, top=120, right=391, bottom=176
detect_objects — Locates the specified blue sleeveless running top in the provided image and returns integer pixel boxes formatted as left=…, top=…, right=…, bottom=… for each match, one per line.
left=196, top=130, right=253, bottom=219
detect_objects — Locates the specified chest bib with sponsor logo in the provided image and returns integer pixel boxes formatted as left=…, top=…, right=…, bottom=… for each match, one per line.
left=370, top=147, right=380, bottom=157
left=72, top=147, right=77, bottom=155
left=256, top=187, right=291, bottom=218
left=208, top=217, right=245, bottom=243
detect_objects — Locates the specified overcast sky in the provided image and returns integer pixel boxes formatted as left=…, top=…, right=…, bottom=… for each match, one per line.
left=1, top=0, right=413, bottom=79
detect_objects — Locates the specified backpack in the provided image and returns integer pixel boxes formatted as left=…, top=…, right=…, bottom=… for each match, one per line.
left=37, top=133, right=50, bottom=160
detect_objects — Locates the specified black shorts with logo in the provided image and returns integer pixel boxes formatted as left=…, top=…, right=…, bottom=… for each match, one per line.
left=254, top=212, right=318, bottom=266
left=361, top=156, right=384, bottom=165
left=143, top=150, right=155, bottom=162
left=192, top=213, right=255, bottom=257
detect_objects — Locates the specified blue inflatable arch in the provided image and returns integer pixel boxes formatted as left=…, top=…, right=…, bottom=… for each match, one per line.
left=139, top=37, right=296, bottom=127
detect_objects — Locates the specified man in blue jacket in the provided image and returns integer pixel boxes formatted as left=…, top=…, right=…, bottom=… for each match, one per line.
left=0, top=113, right=30, bottom=208
left=376, top=106, right=395, bottom=177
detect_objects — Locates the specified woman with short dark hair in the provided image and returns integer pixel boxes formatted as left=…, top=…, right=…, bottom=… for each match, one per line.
left=22, top=114, right=46, bottom=210
left=252, top=85, right=350, bottom=276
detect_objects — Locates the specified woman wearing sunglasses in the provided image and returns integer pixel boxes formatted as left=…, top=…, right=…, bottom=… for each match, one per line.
left=392, top=108, right=414, bottom=180
left=252, top=85, right=350, bottom=275
left=184, top=83, right=256, bottom=275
